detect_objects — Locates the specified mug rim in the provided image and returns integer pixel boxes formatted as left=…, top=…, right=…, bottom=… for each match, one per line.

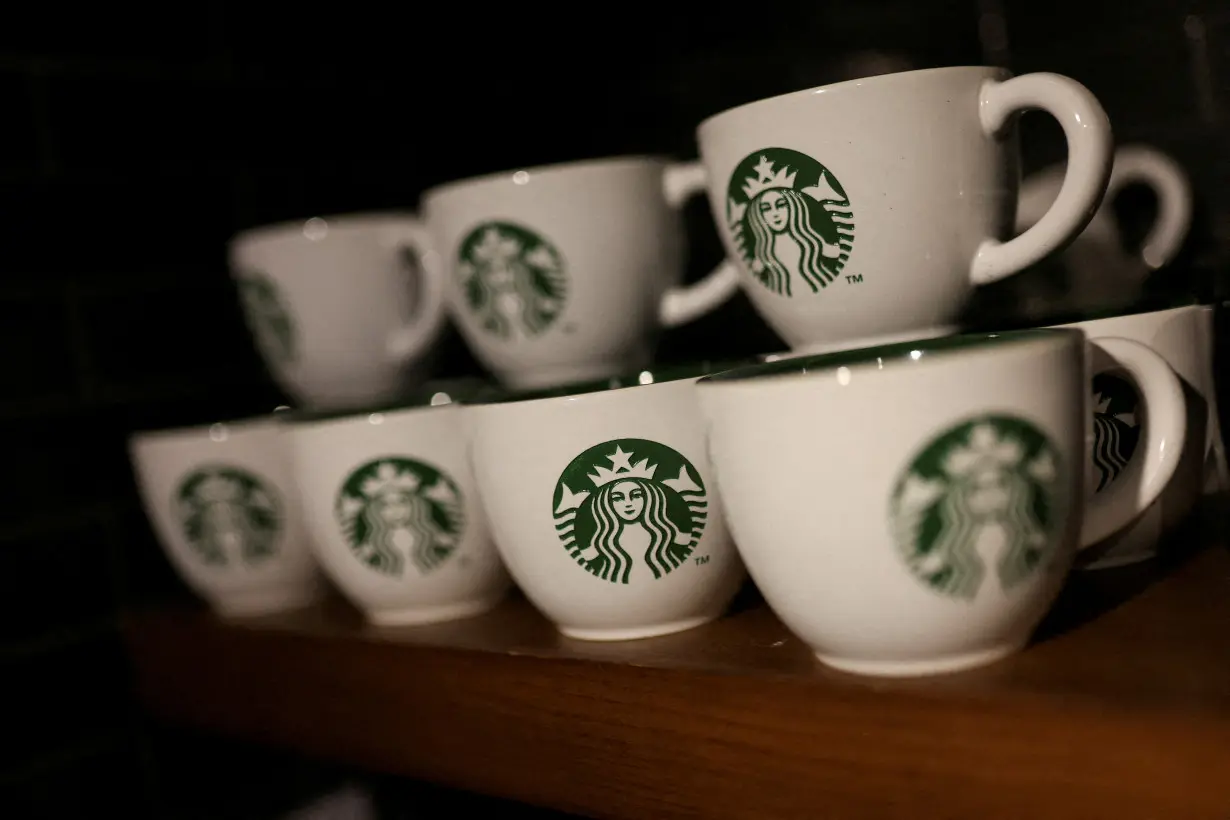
left=699, top=328, right=1081, bottom=387
left=420, top=153, right=676, bottom=205
left=286, top=379, right=493, bottom=426
left=127, top=409, right=289, bottom=445
left=230, top=210, right=421, bottom=248
left=697, top=65, right=1010, bottom=135
left=469, top=358, right=759, bottom=409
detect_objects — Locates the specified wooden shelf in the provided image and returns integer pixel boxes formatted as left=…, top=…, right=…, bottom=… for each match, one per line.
left=123, top=543, right=1230, bottom=820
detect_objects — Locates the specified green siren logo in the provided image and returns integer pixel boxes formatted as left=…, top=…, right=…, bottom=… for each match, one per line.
left=889, top=416, right=1063, bottom=601
left=335, top=457, right=464, bottom=577
left=553, top=439, right=707, bottom=584
left=457, top=221, right=567, bottom=339
left=1091, top=374, right=1140, bottom=492
left=236, top=272, right=297, bottom=365
left=726, top=148, right=854, bottom=297
left=175, top=466, right=281, bottom=567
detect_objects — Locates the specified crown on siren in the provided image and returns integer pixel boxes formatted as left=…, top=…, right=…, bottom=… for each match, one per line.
left=741, top=155, right=798, bottom=200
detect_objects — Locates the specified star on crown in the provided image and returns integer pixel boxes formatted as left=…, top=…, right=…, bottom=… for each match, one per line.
left=360, top=462, right=420, bottom=498
left=741, top=155, right=798, bottom=200
left=196, top=474, right=242, bottom=503
left=588, top=445, right=657, bottom=487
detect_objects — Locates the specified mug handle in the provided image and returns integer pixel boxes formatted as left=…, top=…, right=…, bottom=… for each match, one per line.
left=970, top=73, right=1114, bottom=286
left=1106, top=145, right=1192, bottom=270
left=1080, top=336, right=1187, bottom=547
left=657, top=162, right=742, bottom=327
left=382, top=219, right=448, bottom=363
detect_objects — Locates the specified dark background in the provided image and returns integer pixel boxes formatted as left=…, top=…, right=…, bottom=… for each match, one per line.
left=2, top=0, right=1228, bottom=816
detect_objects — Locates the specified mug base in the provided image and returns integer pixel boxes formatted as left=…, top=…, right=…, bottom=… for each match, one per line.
left=792, top=325, right=960, bottom=356
left=499, top=359, right=646, bottom=391
left=365, top=595, right=505, bottom=627
left=212, top=586, right=323, bottom=619
left=815, top=642, right=1024, bottom=678
left=558, top=613, right=719, bottom=642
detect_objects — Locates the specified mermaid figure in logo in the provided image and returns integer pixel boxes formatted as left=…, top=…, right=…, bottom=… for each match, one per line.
left=578, top=478, right=691, bottom=583
left=918, top=428, right=1051, bottom=598
left=359, top=483, right=451, bottom=575
left=463, top=226, right=563, bottom=338
left=747, top=187, right=843, bottom=296
left=182, top=473, right=277, bottom=566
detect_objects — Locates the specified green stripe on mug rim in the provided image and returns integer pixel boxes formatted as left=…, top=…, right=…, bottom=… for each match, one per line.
left=701, top=329, right=1083, bottom=385
left=472, top=358, right=762, bottom=406
left=286, top=377, right=497, bottom=424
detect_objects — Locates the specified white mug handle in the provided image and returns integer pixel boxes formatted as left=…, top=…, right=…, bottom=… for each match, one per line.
left=1080, top=337, right=1187, bottom=547
left=971, top=73, right=1114, bottom=286
left=1105, top=145, right=1192, bottom=269
left=382, top=218, right=448, bottom=363
left=658, top=162, right=741, bottom=327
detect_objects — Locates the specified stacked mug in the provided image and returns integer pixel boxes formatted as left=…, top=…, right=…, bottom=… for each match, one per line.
left=129, top=66, right=1223, bottom=676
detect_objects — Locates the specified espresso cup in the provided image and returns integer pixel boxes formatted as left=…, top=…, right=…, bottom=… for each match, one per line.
left=468, top=364, right=747, bottom=640
left=229, top=212, right=447, bottom=409
left=419, top=157, right=741, bottom=389
left=1051, top=304, right=1222, bottom=568
left=698, top=329, right=1185, bottom=677
left=288, top=381, right=511, bottom=626
left=129, top=414, right=325, bottom=618
left=695, top=66, right=1112, bottom=353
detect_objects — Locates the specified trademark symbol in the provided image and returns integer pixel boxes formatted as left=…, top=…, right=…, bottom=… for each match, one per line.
left=694, top=555, right=711, bottom=566
left=845, top=274, right=863, bottom=284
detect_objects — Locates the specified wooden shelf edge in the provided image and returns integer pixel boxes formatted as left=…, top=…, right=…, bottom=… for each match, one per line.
left=123, top=570, right=1230, bottom=820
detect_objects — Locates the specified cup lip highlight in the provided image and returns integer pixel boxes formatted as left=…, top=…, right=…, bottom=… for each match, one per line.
left=699, top=328, right=1081, bottom=387
left=286, top=378, right=494, bottom=427
left=127, top=408, right=292, bottom=447
left=697, top=65, right=1012, bottom=135
left=229, top=210, right=421, bottom=249
left=420, top=153, right=676, bottom=204
left=468, top=358, right=759, bottom=410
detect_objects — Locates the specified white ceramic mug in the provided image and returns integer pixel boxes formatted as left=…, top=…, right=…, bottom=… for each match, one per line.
left=230, top=212, right=448, bottom=409
left=129, top=415, right=324, bottom=617
left=1011, top=146, right=1192, bottom=320
left=288, top=384, right=511, bottom=626
left=419, top=157, right=741, bottom=389
left=1052, top=304, right=1224, bottom=568
left=468, top=365, right=747, bottom=640
left=695, top=66, right=1113, bottom=353
left=698, top=329, right=1185, bottom=677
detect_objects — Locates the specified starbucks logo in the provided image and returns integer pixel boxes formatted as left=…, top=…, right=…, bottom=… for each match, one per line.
left=1091, top=374, right=1140, bottom=493
left=236, top=272, right=296, bottom=365
left=889, top=416, right=1063, bottom=601
left=457, top=221, right=567, bottom=339
left=335, top=458, right=464, bottom=577
left=175, top=466, right=281, bottom=567
left=726, top=148, right=854, bottom=297
left=553, top=439, right=707, bottom=584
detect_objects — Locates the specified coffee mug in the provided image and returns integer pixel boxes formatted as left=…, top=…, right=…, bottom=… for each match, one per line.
left=419, top=157, right=741, bottom=388
left=288, top=382, right=511, bottom=626
left=695, top=66, right=1112, bottom=353
left=468, top=364, right=747, bottom=640
left=698, top=329, right=1185, bottom=676
left=230, top=212, right=447, bottom=409
left=1052, top=304, right=1222, bottom=568
left=1008, top=146, right=1193, bottom=321
left=129, top=414, right=325, bottom=617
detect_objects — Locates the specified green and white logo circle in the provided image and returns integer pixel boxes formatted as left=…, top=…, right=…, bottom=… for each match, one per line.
left=553, top=439, right=707, bottom=585
left=457, top=221, right=567, bottom=339
left=1091, top=373, right=1140, bottom=493
left=335, top=457, right=464, bottom=577
left=236, top=271, right=297, bottom=365
left=175, top=466, right=281, bottom=567
left=889, top=416, right=1063, bottom=601
left=726, top=147, right=854, bottom=297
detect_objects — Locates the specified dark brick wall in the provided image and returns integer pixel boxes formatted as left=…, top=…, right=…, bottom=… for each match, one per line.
left=0, top=1, right=1224, bottom=816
